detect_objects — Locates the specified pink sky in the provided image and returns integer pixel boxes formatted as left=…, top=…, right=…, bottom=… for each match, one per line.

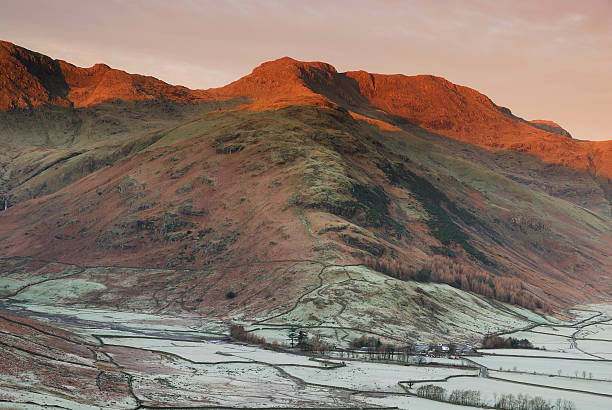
left=1, top=0, right=610, bottom=140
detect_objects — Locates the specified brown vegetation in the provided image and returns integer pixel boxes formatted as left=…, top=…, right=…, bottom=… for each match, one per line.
left=363, top=255, right=548, bottom=312
left=229, top=324, right=268, bottom=346
left=482, top=335, right=535, bottom=349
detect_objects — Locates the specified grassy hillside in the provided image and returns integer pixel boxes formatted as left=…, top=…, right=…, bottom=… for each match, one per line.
left=1, top=105, right=609, bottom=317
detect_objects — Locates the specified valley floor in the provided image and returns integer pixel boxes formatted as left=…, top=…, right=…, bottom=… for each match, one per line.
left=0, top=300, right=611, bottom=409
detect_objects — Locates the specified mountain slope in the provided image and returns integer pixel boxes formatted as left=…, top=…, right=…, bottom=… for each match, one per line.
left=0, top=42, right=610, bottom=336
left=1, top=105, right=609, bottom=307
left=2, top=41, right=610, bottom=181
left=211, top=57, right=611, bottom=183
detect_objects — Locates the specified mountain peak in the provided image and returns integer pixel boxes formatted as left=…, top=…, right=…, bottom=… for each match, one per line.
left=0, top=41, right=212, bottom=109
left=91, top=62, right=111, bottom=71
left=253, top=56, right=338, bottom=74
left=215, top=56, right=338, bottom=110
left=0, top=42, right=609, bottom=179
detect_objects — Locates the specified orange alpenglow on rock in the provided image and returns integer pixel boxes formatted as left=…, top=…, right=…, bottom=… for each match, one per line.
left=0, top=41, right=610, bottom=180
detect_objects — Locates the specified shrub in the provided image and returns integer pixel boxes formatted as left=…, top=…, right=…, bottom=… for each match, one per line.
left=229, top=325, right=265, bottom=345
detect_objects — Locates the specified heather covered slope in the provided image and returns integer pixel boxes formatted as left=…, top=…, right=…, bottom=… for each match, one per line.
left=0, top=97, right=244, bottom=205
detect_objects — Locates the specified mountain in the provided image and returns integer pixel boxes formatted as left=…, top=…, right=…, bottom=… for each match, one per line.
left=0, top=41, right=610, bottom=343
left=213, top=56, right=612, bottom=182
left=0, top=40, right=214, bottom=110
left=2, top=41, right=610, bottom=181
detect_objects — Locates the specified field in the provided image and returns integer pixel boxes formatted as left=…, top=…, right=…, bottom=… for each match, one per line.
left=411, top=376, right=611, bottom=409
left=0, top=300, right=610, bottom=409
left=0, top=257, right=610, bottom=409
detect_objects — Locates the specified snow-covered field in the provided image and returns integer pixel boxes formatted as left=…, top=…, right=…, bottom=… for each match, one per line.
left=2, top=296, right=611, bottom=409
left=531, top=325, right=580, bottom=337
left=281, top=360, right=477, bottom=392
left=576, top=323, right=612, bottom=339
left=476, top=348, right=592, bottom=359
left=502, top=330, right=574, bottom=350
left=489, top=370, right=612, bottom=395
left=575, top=339, right=612, bottom=360
left=470, top=355, right=612, bottom=380
left=412, top=376, right=612, bottom=410
left=100, top=336, right=337, bottom=366
left=14, top=303, right=228, bottom=336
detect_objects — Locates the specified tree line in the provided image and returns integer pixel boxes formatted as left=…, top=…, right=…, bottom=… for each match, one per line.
left=416, top=384, right=576, bottom=409
left=362, top=254, right=548, bottom=312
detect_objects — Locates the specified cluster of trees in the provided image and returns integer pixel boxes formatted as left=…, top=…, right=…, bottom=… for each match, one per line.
left=415, top=385, right=576, bottom=409
left=306, top=336, right=334, bottom=354
left=494, top=394, right=576, bottom=410
left=288, top=328, right=334, bottom=353
left=288, top=328, right=309, bottom=348
left=230, top=324, right=281, bottom=350
left=416, top=385, right=481, bottom=406
left=230, top=324, right=266, bottom=344
left=348, top=335, right=382, bottom=349
left=362, top=254, right=548, bottom=312
left=482, top=335, right=535, bottom=349
left=415, top=384, right=447, bottom=401
left=348, top=335, right=399, bottom=360
left=448, top=389, right=482, bottom=406
left=229, top=325, right=336, bottom=354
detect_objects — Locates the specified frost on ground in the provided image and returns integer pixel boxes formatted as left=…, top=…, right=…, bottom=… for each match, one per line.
left=252, top=265, right=561, bottom=346
left=470, top=355, right=612, bottom=380
left=101, top=336, right=336, bottom=366
left=533, top=325, right=579, bottom=337
left=575, top=340, right=612, bottom=360
left=411, top=376, right=612, bottom=410
left=489, top=370, right=612, bottom=395
left=502, top=330, right=575, bottom=350
left=0, top=386, right=106, bottom=410
left=358, top=393, right=483, bottom=409
left=280, top=360, right=478, bottom=392
left=575, top=323, right=612, bottom=340
left=1, top=289, right=611, bottom=409
left=128, top=360, right=368, bottom=408
left=476, top=348, right=593, bottom=359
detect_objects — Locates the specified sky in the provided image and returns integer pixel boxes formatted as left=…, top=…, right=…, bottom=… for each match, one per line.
left=1, top=0, right=611, bottom=141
